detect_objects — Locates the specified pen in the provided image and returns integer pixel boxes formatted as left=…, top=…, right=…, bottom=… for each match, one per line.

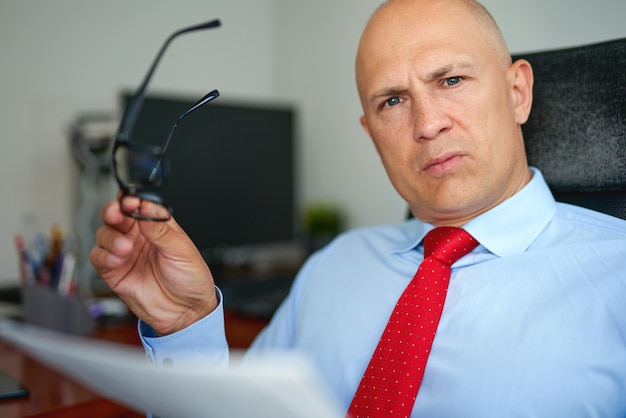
left=57, top=251, right=77, bottom=296
left=14, top=235, right=34, bottom=285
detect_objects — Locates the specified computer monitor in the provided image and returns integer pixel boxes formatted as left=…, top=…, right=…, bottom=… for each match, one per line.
left=121, top=91, right=297, bottom=257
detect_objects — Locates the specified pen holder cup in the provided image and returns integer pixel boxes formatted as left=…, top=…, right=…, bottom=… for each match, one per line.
left=22, top=285, right=96, bottom=335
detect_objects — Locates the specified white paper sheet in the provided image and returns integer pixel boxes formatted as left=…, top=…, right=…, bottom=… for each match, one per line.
left=0, top=319, right=343, bottom=418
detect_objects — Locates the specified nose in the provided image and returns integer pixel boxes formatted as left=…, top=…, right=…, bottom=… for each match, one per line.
left=411, top=96, right=453, bottom=141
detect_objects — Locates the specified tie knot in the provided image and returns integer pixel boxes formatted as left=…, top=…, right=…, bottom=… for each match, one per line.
left=424, top=227, right=478, bottom=266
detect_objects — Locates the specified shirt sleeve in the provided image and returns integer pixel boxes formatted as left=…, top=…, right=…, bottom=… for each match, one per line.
left=139, top=287, right=230, bottom=368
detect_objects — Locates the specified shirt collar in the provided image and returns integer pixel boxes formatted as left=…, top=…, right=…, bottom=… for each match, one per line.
left=393, top=168, right=556, bottom=257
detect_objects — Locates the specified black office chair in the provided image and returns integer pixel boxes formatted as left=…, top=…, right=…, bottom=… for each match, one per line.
left=513, top=38, right=626, bottom=220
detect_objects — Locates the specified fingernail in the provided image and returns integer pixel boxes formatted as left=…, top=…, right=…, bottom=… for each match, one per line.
left=106, top=202, right=118, bottom=218
left=113, top=237, right=126, bottom=252
left=153, top=204, right=169, bottom=220
left=107, top=253, right=122, bottom=266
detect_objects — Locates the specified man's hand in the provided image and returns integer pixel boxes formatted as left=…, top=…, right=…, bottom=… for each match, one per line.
left=89, top=200, right=218, bottom=336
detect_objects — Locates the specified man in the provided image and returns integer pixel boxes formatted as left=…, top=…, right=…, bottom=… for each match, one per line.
left=91, top=0, right=626, bottom=416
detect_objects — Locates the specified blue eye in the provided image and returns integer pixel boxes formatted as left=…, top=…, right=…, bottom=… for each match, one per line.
left=385, top=97, right=402, bottom=107
left=444, top=77, right=462, bottom=87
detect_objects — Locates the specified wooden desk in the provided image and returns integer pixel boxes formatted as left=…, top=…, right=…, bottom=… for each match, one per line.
left=0, top=313, right=267, bottom=417
left=224, top=310, right=269, bottom=349
left=0, top=322, right=144, bottom=418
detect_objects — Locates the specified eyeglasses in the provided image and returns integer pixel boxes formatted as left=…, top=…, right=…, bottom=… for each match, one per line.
left=111, top=19, right=221, bottom=222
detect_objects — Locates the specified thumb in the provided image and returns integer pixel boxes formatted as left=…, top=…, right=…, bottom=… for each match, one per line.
left=134, top=204, right=195, bottom=256
left=119, top=197, right=179, bottom=246
left=118, top=197, right=174, bottom=241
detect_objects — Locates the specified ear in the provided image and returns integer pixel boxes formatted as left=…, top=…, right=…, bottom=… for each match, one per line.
left=360, top=115, right=370, bottom=136
left=508, top=59, right=534, bottom=125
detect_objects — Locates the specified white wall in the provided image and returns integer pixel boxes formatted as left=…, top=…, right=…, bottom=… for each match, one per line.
left=1, top=0, right=625, bottom=284
left=272, top=0, right=406, bottom=230
left=0, top=0, right=280, bottom=284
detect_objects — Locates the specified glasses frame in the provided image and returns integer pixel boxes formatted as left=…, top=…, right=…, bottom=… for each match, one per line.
left=111, top=19, right=221, bottom=222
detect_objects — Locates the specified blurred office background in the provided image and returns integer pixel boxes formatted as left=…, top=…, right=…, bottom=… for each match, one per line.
left=1, top=0, right=625, bottom=285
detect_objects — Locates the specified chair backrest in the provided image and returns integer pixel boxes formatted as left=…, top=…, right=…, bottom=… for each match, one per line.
left=512, top=38, right=626, bottom=220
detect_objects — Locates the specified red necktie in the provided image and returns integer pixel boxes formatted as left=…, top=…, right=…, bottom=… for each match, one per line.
left=348, top=227, right=478, bottom=418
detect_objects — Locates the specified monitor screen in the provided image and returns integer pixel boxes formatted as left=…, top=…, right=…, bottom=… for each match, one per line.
left=122, top=91, right=296, bottom=254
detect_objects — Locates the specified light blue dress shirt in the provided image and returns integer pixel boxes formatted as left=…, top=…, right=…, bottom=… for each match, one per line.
left=142, top=168, right=626, bottom=417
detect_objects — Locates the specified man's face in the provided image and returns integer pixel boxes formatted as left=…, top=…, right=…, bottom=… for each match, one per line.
left=357, top=0, right=532, bottom=226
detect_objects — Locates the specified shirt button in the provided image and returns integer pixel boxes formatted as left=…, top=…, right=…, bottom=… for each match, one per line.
left=162, top=358, right=173, bottom=368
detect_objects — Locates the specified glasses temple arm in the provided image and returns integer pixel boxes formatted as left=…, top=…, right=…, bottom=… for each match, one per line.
left=148, top=89, right=220, bottom=182
left=116, top=19, right=221, bottom=142
left=160, top=89, right=221, bottom=155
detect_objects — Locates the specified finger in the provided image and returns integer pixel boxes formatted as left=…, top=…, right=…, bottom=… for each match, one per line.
left=89, top=244, right=124, bottom=273
left=94, top=223, right=135, bottom=258
left=102, top=200, right=137, bottom=235
left=117, top=197, right=172, bottom=235
left=101, top=199, right=180, bottom=256
left=118, top=195, right=171, bottom=221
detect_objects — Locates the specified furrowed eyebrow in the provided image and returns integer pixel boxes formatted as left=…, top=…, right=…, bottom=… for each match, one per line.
left=427, top=65, right=455, bottom=81
left=367, top=61, right=475, bottom=103
left=369, top=87, right=407, bottom=103
left=426, top=63, right=473, bottom=81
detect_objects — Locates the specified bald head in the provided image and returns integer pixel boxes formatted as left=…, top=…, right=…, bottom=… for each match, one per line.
left=356, top=0, right=511, bottom=96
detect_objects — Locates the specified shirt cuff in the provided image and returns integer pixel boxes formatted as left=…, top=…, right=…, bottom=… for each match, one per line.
left=139, top=287, right=229, bottom=368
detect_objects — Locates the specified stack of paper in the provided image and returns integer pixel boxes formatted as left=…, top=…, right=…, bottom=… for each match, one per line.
left=0, top=319, right=342, bottom=418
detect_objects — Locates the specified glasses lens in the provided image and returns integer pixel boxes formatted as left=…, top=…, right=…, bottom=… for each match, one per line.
left=113, top=142, right=169, bottom=190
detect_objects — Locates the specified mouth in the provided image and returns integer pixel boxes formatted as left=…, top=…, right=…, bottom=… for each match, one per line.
left=422, top=152, right=465, bottom=176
